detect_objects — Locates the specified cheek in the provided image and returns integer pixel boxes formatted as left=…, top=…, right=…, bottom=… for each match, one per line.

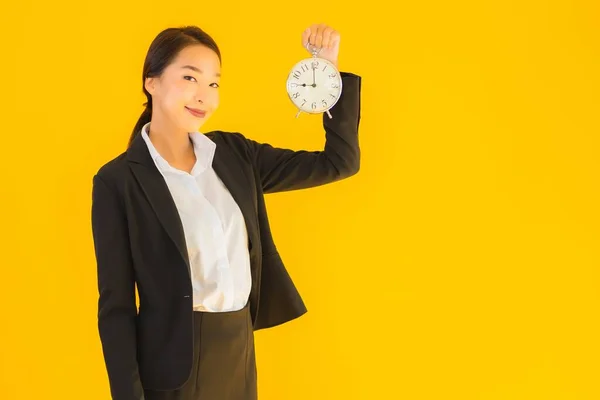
left=163, top=83, right=194, bottom=109
left=207, top=91, right=220, bottom=111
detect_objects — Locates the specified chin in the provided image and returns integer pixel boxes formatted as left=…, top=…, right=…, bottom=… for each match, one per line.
left=181, top=119, right=204, bottom=133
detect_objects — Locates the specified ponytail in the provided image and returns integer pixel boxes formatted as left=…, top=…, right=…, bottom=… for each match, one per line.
left=128, top=99, right=152, bottom=148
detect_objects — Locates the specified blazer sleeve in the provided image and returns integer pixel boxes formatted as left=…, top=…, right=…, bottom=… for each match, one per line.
left=91, top=174, right=145, bottom=400
left=246, top=71, right=362, bottom=194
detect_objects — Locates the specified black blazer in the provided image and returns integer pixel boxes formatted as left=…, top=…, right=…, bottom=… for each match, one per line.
left=91, top=72, right=362, bottom=400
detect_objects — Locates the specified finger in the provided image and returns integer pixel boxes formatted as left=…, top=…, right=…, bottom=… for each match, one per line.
left=329, top=30, right=341, bottom=48
left=308, top=23, right=318, bottom=47
left=314, top=23, right=327, bottom=48
left=321, top=26, right=334, bottom=49
left=302, top=27, right=311, bottom=49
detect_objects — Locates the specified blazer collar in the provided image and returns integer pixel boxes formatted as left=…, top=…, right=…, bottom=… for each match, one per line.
left=139, top=122, right=217, bottom=177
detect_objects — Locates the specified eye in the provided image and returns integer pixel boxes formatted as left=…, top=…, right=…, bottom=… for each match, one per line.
left=184, top=76, right=197, bottom=82
left=210, top=83, right=220, bottom=88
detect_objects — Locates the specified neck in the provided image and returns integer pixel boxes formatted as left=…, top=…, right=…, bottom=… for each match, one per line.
left=147, top=116, right=195, bottom=164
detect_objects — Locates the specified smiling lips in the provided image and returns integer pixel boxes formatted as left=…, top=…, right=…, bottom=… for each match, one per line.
left=186, top=106, right=206, bottom=118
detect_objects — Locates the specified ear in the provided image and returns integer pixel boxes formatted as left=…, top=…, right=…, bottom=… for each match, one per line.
left=144, top=76, right=156, bottom=95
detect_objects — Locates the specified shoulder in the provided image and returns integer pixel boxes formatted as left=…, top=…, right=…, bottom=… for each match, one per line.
left=205, top=130, right=257, bottom=159
left=205, top=130, right=251, bottom=146
left=93, top=151, right=129, bottom=190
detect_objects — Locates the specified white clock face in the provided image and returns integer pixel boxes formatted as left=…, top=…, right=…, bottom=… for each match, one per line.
left=286, top=57, right=342, bottom=114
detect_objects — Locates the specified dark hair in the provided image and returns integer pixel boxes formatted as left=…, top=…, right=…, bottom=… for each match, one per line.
left=128, top=26, right=221, bottom=148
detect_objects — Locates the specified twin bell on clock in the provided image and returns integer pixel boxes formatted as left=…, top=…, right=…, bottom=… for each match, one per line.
left=285, top=41, right=343, bottom=119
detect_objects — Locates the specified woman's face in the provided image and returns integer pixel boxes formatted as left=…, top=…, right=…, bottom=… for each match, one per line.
left=145, top=44, right=221, bottom=133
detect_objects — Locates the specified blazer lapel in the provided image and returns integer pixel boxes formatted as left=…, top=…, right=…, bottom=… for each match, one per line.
left=127, top=134, right=191, bottom=277
left=208, top=133, right=257, bottom=256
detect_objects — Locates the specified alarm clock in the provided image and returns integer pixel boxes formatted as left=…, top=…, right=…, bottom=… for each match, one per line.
left=286, top=43, right=343, bottom=119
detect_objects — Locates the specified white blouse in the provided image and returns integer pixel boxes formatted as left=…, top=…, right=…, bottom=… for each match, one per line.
left=141, top=122, right=251, bottom=312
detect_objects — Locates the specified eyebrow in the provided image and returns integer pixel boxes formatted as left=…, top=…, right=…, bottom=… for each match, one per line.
left=181, top=65, right=221, bottom=78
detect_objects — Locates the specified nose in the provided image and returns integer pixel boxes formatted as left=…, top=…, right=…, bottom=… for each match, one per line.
left=195, top=87, right=208, bottom=104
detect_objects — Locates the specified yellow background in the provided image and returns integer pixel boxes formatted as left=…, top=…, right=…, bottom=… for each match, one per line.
left=1, top=0, right=599, bottom=399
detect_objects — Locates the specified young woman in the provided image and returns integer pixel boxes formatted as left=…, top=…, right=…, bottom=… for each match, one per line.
left=91, top=23, right=362, bottom=400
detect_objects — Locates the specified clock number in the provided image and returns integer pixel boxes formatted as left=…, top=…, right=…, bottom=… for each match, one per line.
left=322, top=99, right=328, bottom=107
left=329, top=72, right=337, bottom=78
left=293, top=70, right=301, bottom=79
left=301, top=64, right=310, bottom=73
left=312, top=102, right=317, bottom=110
left=332, top=83, right=340, bottom=89
left=322, top=65, right=327, bottom=72
left=292, top=92, right=300, bottom=99
left=312, top=61, right=319, bottom=69
left=301, top=99, right=307, bottom=106
left=330, top=93, right=336, bottom=99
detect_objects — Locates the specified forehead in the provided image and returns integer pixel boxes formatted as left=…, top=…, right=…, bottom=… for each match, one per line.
left=171, top=44, right=221, bottom=75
